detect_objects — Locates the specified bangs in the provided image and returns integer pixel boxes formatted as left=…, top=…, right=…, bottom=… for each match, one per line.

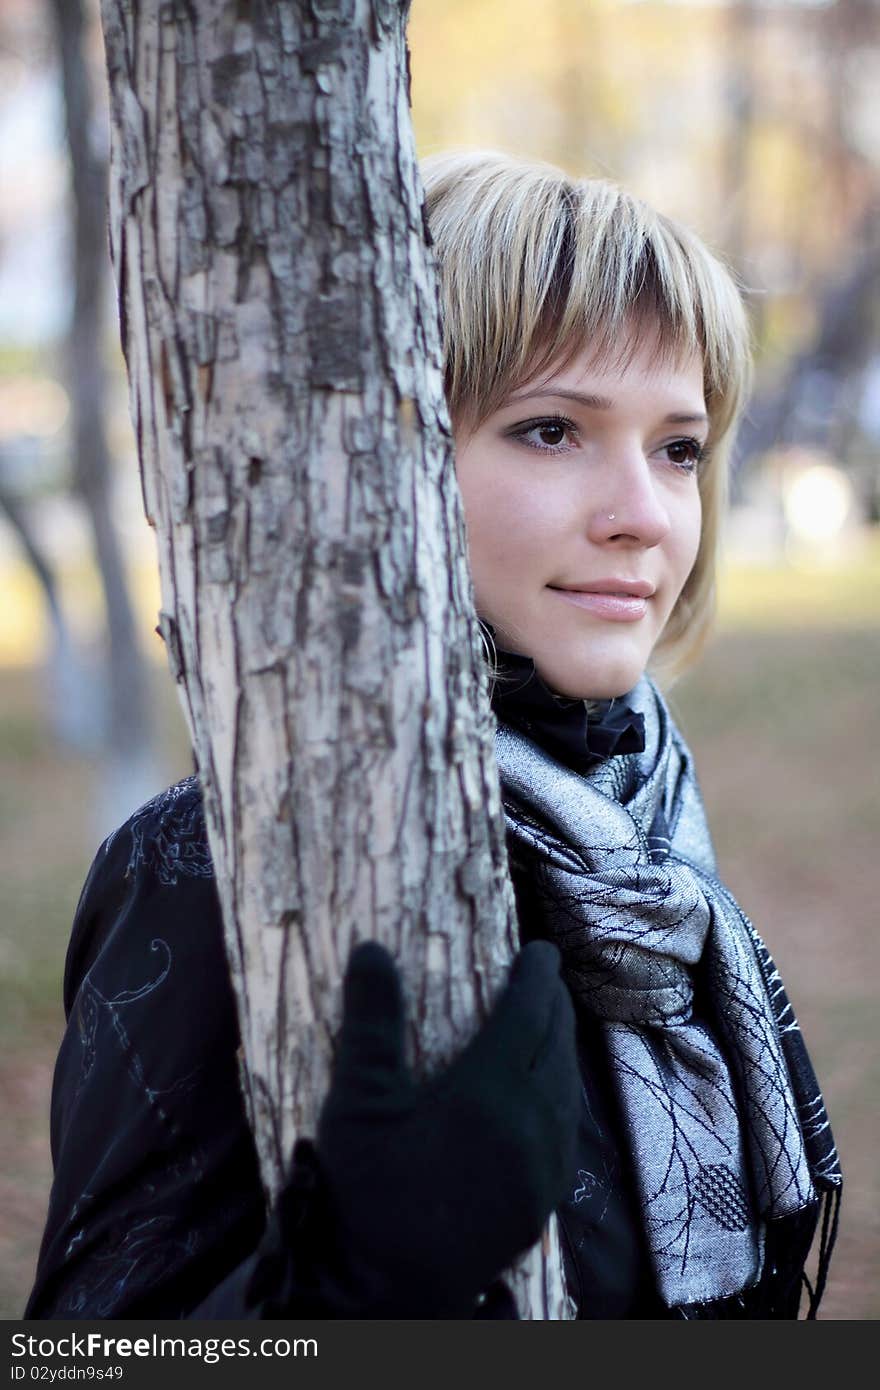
left=422, top=150, right=750, bottom=439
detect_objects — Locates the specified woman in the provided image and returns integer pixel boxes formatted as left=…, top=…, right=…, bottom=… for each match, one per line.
left=26, top=150, right=841, bottom=1320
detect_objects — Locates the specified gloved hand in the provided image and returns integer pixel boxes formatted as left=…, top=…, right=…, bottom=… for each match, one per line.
left=309, top=937, right=580, bottom=1317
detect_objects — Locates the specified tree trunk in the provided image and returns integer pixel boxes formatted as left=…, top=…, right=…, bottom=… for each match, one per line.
left=51, top=0, right=159, bottom=832
left=100, top=0, right=571, bottom=1319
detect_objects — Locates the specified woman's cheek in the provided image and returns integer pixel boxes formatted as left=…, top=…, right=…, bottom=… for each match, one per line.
left=684, top=497, right=704, bottom=576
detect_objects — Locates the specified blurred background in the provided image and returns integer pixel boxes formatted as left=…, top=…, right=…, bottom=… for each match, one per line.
left=1, top=0, right=877, bottom=1319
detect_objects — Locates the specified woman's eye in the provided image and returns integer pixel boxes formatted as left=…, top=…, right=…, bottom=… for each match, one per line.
left=510, top=416, right=577, bottom=452
left=535, top=422, right=567, bottom=447
left=663, top=437, right=706, bottom=472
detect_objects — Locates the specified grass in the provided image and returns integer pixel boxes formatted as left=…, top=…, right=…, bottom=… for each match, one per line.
left=717, top=536, right=880, bottom=630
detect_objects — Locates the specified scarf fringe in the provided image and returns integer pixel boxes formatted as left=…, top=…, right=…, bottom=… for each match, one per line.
left=804, top=1184, right=843, bottom=1319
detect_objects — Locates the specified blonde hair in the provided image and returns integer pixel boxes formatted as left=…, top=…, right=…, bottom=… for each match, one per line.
left=421, top=149, right=753, bottom=681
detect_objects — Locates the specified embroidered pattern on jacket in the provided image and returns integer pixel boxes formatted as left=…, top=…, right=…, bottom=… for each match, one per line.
left=121, top=776, right=215, bottom=886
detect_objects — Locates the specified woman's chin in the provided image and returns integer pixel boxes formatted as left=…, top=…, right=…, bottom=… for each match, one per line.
left=533, top=645, right=650, bottom=701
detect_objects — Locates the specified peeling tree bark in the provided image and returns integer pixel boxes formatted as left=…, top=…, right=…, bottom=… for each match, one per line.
left=100, top=0, right=571, bottom=1318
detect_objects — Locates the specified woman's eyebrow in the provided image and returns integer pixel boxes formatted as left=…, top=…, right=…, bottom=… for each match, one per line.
left=507, top=388, right=615, bottom=410
left=506, top=388, right=708, bottom=426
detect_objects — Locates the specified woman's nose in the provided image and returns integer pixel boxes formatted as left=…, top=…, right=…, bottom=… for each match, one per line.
left=585, top=454, right=671, bottom=548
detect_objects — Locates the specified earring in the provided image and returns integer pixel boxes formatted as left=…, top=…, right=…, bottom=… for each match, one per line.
left=607, top=513, right=616, bottom=522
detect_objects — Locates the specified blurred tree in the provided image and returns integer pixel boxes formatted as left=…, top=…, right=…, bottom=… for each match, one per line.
left=98, top=0, right=569, bottom=1318
left=50, top=0, right=158, bottom=828
left=0, top=462, right=85, bottom=744
left=734, top=201, right=880, bottom=513
left=721, top=1, right=757, bottom=276
left=554, top=0, right=616, bottom=174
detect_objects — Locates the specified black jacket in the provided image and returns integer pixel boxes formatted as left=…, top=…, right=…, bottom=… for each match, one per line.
left=26, top=671, right=662, bottom=1319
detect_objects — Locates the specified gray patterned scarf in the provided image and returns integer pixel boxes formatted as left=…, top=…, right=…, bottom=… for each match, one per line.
left=495, top=674, right=842, bottom=1314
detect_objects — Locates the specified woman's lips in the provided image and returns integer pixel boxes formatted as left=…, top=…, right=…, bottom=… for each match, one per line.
left=548, top=587, right=649, bottom=622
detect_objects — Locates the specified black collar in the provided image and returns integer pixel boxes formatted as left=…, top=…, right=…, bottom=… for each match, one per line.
left=487, top=639, right=646, bottom=776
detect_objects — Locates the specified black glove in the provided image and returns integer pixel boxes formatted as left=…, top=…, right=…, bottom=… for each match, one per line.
left=308, top=937, right=580, bottom=1317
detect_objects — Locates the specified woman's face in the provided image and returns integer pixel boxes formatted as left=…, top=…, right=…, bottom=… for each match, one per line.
left=454, top=334, right=707, bottom=699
